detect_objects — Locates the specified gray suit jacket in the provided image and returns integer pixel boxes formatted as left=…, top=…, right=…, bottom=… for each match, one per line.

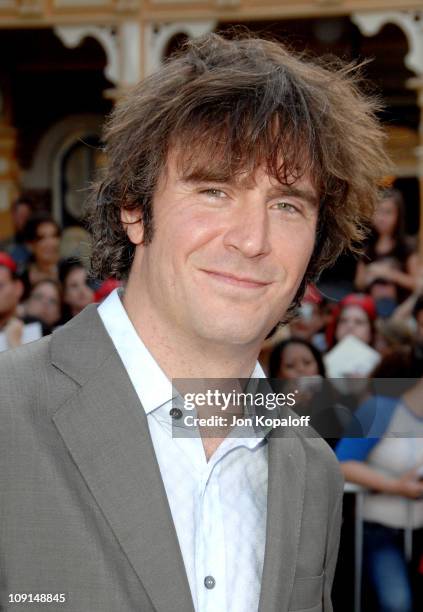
left=0, top=305, right=344, bottom=612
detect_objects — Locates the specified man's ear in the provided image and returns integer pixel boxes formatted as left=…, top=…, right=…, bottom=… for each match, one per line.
left=120, top=207, right=144, bottom=245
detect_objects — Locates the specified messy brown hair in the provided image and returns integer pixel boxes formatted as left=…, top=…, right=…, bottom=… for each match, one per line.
left=88, top=32, right=390, bottom=318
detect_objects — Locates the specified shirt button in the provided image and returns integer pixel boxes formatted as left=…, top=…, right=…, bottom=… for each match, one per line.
left=169, top=407, right=183, bottom=419
left=204, top=576, right=216, bottom=590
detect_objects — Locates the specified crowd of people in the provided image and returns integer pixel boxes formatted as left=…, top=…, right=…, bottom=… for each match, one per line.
left=1, top=186, right=423, bottom=611
left=0, top=196, right=120, bottom=349
left=264, top=186, right=423, bottom=611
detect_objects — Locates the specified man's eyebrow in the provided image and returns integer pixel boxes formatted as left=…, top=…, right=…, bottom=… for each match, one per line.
left=267, top=185, right=320, bottom=208
left=179, top=171, right=231, bottom=184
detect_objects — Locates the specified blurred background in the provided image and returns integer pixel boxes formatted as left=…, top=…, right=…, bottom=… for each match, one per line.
left=0, top=1, right=423, bottom=611
left=0, top=1, right=421, bottom=245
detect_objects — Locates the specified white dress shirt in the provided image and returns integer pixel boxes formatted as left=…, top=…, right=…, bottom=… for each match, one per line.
left=98, top=288, right=269, bottom=612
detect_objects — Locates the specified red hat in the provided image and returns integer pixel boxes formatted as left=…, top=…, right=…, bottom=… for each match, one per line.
left=0, top=252, right=17, bottom=274
left=326, top=293, right=377, bottom=348
left=339, top=293, right=377, bottom=321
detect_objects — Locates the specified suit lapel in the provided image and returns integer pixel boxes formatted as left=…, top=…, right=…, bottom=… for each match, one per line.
left=258, top=429, right=306, bottom=612
left=51, top=307, right=195, bottom=612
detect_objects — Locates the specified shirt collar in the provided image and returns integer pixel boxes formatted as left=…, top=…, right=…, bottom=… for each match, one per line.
left=98, top=288, right=266, bottom=416
left=98, top=288, right=173, bottom=414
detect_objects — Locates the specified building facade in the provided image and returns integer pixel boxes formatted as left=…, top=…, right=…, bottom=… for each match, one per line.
left=0, top=0, right=422, bottom=248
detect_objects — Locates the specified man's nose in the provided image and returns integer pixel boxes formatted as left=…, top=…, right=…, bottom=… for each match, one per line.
left=222, top=198, right=271, bottom=258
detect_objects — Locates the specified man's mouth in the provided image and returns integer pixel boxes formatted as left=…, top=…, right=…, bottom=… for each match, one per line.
left=201, top=269, right=272, bottom=289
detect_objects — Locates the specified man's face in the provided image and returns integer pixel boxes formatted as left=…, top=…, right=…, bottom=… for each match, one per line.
left=129, top=152, right=319, bottom=348
left=0, top=267, right=22, bottom=320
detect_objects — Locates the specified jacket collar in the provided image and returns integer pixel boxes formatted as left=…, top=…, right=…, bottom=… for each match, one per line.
left=50, top=303, right=116, bottom=385
left=51, top=305, right=196, bottom=612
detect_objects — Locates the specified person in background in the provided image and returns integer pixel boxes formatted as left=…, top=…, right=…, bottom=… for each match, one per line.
left=336, top=344, right=423, bottom=612
left=366, top=269, right=401, bottom=319
left=326, top=293, right=377, bottom=350
left=0, top=253, right=24, bottom=347
left=0, top=196, right=35, bottom=271
left=269, top=337, right=355, bottom=446
left=373, top=318, right=414, bottom=358
left=0, top=252, right=50, bottom=348
left=24, top=279, right=62, bottom=328
left=288, top=284, right=328, bottom=352
left=59, top=258, right=94, bottom=323
left=20, top=213, right=61, bottom=294
left=413, top=296, right=423, bottom=342
left=390, top=268, right=423, bottom=334
left=269, top=336, right=325, bottom=379
left=355, top=188, right=418, bottom=299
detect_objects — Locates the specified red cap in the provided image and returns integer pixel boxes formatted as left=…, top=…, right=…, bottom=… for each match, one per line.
left=325, top=293, right=377, bottom=348
left=339, top=293, right=377, bottom=321
left=0, top=252, right=17, bottom=274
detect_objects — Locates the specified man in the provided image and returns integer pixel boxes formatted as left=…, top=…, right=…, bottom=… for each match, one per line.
left=0, top=34, right=388, bottom=611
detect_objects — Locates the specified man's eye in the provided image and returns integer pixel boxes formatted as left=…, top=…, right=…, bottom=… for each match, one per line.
left=273, top=201, right=299, bottom=214
left=200, top=188, right=226, bottom=198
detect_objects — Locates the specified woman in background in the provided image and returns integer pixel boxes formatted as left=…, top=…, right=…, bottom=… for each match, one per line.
left=269, top=337, right=355, bottom=447
left=355, top=188, right=418, bottom=299
left=20, top=214, right=61, bottom=295
left=24, top=279, right=62, bottom=328
left=59, top=258, right=94, bottom=324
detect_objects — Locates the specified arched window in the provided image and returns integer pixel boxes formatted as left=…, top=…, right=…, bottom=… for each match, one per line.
left=60, top=134, right=102, bottom=227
